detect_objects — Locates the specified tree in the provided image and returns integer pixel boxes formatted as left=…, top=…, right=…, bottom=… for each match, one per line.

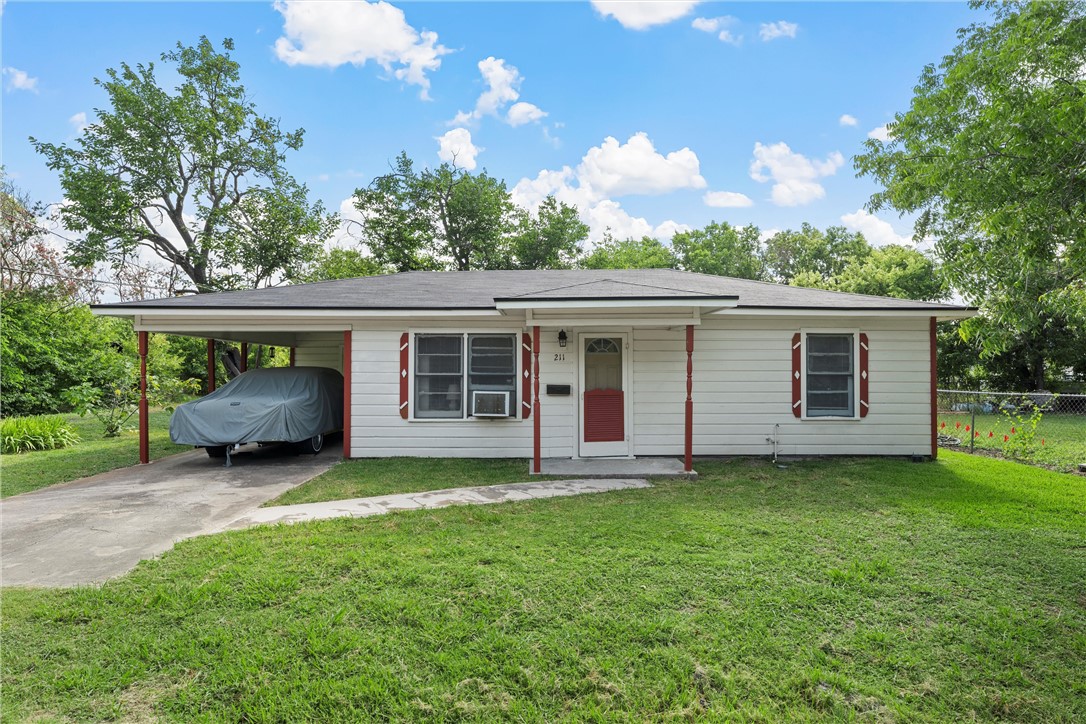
left=671, top=222, right=767, bottom=280
left=32, top=37, right=334, bottom=293
left=296, top=248, right=387, bottom=283
left=854, top=1, right=1086, bottom=389
left=795, top=244, right=948, bottom=301
left=506, top=196, right=589, bottom=270
left=353, top=153, right=517, bottom=271
left=1, top=173, right=100, bottom=302
left=581, top=236, right=677, bottom=270
left=763, top=224, right=870, bottom=284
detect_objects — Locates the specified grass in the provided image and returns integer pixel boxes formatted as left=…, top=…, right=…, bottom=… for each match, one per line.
left=3, top=451, right=1085, bottom=721
left=938, top=411, right=1085, bottom=472
left=267, top=457, right=544, bottom=506
left=0, top=410, right=188, bottom=498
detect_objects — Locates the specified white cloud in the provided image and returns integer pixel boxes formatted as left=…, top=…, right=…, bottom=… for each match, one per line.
left=868, top=124, right=890, bottom=141
left=840, top=209, right=913, bottom=247
left=452, top=57, right=548, bottom=127
left=749, top=141, right=844, bottom=207
left=691, top=16, right=742, bottom=45
left=273, top=0, right=449, bottom=99
left=703, top=190, right=754, bottom=208
left=759, top=21, right=798, bottom=41
left=68, top=112, right=88, bottom=133
left=759, top=227, right=781, bottom=243
left=511, top=132, right=700, bottom=243
left=579, top=132, right=706, bottom=197
left=507, top=101, right=547, bottom=127
left=838, top=114, right=858, bottom=127
left=435, top=128, right=482, bottom=170
left=592, top=0, right=700, bottom=30
left=3, top=66, right=38, bottom=93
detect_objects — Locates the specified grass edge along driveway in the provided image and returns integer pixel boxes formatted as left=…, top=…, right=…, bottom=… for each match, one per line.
left=3, top=451, right=1084, bottom=721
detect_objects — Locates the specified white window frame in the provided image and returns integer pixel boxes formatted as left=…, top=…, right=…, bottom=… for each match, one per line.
left=408, top=329, right=522, bottom=422
left=800, top=328, right=861, bottom=422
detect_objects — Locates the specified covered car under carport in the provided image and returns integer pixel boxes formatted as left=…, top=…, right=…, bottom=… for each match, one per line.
left=91, top=304, right=355, bottom=463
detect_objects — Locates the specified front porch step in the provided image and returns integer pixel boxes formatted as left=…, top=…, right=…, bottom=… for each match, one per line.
left=537, top=457, right=696, bottom=480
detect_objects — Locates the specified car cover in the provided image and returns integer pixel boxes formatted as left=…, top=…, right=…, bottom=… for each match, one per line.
left=170, top=366, right=344, bottom=447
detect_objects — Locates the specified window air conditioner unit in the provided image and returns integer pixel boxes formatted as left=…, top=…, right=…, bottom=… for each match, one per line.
left=472, top=390, right=510, bottom=418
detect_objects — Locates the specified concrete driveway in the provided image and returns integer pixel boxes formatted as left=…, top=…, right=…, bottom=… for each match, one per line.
left=1, top=442, right=340, bottom=587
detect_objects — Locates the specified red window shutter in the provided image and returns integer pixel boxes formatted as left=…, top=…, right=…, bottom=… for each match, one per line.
left=859, top=333, right=870, bottom=418
left=399, top=333, right=409, bottom=419
left=791, top=333, right=802, bottom=417
left=521, top=332, right=532, bottom=419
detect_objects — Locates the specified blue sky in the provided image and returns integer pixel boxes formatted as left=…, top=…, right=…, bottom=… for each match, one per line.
left=3, top=1, right=982, bottom=248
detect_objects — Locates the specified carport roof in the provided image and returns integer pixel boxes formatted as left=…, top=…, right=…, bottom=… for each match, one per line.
left=93, top=269, right=973, bottom=313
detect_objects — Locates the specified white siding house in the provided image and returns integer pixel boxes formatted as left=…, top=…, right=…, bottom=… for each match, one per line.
left=96, top=270, right=973, bottom=469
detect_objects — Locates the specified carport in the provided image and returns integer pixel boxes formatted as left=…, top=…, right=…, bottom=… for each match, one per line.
left=93, top=304, right=355, bottom=463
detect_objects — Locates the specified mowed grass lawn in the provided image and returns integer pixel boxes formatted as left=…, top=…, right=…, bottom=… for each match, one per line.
left=938, top=411, right=1086, bottom=473
left=0, top=410, right=188, bottom=498
left=267, top=457, right=546, bottom=506
left=3, top=452, right=1085, bottom=721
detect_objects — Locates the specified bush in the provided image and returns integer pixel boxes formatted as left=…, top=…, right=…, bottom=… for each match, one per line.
left=1, top=415, right=80, bottom=454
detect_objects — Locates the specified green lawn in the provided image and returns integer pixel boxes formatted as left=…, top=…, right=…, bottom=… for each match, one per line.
left=0, top=410, right=188, bottom=498
left=267, top=457, right=546, bottom=506
left=938, top=411, right=1085, bottom=472
left=3, top=452, right=1084, bottom=721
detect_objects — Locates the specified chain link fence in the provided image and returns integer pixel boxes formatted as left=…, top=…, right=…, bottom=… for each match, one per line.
left=936, top=389, right=1086, bottom=472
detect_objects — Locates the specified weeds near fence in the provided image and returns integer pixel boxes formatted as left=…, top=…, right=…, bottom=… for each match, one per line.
left=938, top=389, right=1085, bottom=473
left=1, top=415, right=81, bottom=454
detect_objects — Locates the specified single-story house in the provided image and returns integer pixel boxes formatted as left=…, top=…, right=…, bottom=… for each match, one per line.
left=94, top=269, right=975, bottom=472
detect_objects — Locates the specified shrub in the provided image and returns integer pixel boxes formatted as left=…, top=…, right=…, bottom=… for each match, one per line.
left=1, top=415, right=80, bottom=454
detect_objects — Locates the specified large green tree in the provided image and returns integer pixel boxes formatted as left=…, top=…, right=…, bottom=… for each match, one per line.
left=506, top=196, right=589, bottom=270
left=32, top=37, right=334, bottom=293
left=763, top=224, right=870, bottom=284
left=581, top=236, right=677, bottom=270
left=671, top=222, right=767, bottom=280
left=854, top=1, right=1086, bottom=389
left=792, top=244, right=948, bottom=302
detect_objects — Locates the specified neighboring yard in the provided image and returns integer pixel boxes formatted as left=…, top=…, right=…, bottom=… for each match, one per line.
left=937, top=412, right=1086, bottom=473
left=3, top=452, right=1084, bottom=721
left=0, top=410, right=187, bottom=498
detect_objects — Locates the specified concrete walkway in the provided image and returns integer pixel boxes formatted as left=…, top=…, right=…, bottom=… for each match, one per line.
left=226, top=478, right=652, bottom=529
left=1, top=443, right=340, bottom=587
left=539, top=457, right=695, bottom=479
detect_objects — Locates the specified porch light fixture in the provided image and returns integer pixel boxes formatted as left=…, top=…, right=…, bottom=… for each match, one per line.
left=558, top=329, right=568, bottom=348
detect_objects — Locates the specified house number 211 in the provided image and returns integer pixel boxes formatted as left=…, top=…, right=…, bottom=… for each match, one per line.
left=553, top=352, right=566, bottom=362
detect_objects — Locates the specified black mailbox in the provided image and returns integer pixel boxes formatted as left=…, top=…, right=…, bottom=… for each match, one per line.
left=546, top=384, right=572, bottom=396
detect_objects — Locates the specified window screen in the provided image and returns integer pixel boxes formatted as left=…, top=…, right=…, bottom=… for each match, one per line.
left=806, top=334, right=855, bottom=417
left=467, top=335, right=516, bottom=416
left=415, top=335, right=463, bottom=418
left=414, top=333, right=517, bottom=419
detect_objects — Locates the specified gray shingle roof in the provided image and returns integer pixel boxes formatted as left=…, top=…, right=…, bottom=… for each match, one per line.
left=93, top=269, right=969, bottom=312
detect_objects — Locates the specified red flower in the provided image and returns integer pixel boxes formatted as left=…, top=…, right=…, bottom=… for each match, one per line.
left=965, top=425, right=971, bottom=432
left=988, top=431, right=994, bottom=438
left=940, top=422, right=946, bottom=429
left=1003, top=435, right=1009, bottom=442
left=1011, top=426, right=1017, bottom=434
left=955, top=422, right=961, bottom=429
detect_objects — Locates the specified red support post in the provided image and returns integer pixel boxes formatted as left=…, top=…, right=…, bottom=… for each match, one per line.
left=532, top=325, right=541, bottom=474
left=240, top=342, right=248, bottom=373
left=206, top=338, right=216, bottom=393
left=343, top=330, right=352, bottom=459
left=289, top=347, right=296, bottom=367
left=685, top=325, right=694, bottom=472
left=930, top=317, right=938, bottom=460
left=138, top=331, right=149, bottom=464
